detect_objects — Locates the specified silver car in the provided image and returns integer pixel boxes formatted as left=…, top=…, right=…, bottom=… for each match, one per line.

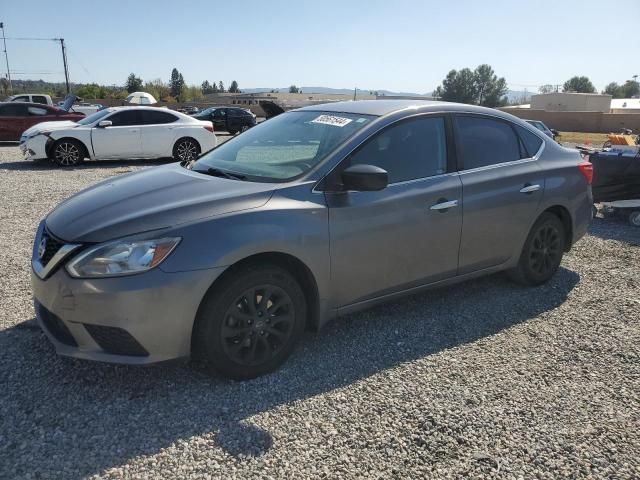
left=31, top=100, right=593, bottom=379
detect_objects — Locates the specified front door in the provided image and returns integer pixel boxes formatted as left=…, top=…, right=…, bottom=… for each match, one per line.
left=454, top=114, right=545, bottom=274
left=212, top=109, right=227, bottom=131
left=92, top=110, right=142, bottom=158
left=327, top=115, right=463, bottom=308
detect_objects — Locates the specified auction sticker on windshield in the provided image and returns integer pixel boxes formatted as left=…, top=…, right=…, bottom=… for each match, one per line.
left=311, top=115, right=353, bottom=127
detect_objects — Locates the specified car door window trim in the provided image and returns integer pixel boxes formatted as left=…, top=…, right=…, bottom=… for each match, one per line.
left=452, top=113, right=546, bottom=174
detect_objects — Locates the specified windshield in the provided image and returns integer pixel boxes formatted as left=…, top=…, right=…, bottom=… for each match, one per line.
left=77, top=109, right=113, bottom=125
left=192, top=111, right=375, bottom=181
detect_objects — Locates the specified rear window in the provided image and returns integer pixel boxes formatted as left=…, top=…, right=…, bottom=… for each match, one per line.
left=515, top=125, right=544, bottom=158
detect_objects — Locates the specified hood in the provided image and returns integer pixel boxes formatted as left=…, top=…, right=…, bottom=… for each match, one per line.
left=46, top=163, right=276, bottom=243
left=60, top=94, right=78, bottom=112
left=22, top=120, right=77, bottom=138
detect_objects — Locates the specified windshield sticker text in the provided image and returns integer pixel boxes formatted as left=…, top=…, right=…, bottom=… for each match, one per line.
left=311, top=115, right=353, bottom=127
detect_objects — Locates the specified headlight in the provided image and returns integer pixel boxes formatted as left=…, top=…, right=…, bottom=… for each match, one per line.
left=66, top=237, right=181, bottom=278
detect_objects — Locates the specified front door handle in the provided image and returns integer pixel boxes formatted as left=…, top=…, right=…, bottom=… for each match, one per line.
left=430, top=199, right=459, bottom=211
left=520, top=184, right=541, bottom=194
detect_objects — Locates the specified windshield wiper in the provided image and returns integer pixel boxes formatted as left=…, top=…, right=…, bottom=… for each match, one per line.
left=194, top=167, right=247, bottom=181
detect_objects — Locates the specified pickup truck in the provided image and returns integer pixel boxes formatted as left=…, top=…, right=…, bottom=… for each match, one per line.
left=7, top=94, right=54, bottom=106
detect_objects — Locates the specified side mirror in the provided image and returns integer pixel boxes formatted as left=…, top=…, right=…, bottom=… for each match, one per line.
left=97, top=120, right=112, bottom=128
left=341, top=164, right=388, bottom=191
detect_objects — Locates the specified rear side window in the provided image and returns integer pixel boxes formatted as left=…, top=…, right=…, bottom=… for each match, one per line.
left=108, top=110, right=141, bottom=126
left=32, top=96, right=48, bottom=105
left=515, top=125, right=544, bottom=158
left=456, top=116, right=521, bottom=170
left=349, top=116, right=448, bottom=184
left=139, top=110, right=178, bottom=125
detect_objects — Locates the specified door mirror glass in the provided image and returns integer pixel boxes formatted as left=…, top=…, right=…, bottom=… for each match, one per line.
left=97, top=120, right=112, bottom=128
left=341, top=164, right=388, bottom=191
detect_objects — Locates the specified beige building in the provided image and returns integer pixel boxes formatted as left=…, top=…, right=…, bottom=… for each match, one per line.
left=530, top=92, right=612, bottom=112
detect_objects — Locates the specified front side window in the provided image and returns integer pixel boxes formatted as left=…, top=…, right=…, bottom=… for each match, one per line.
left=0, top=104, right=27, bottom=116
left=455, top=115, right=521, bottom=170
left=348, top=116, right=448, bottom=184
left=108, top=110, right=141, bottom=126
left=192, top=111, right=375, bottom=181
left=12, top=96, right=29, bottom=102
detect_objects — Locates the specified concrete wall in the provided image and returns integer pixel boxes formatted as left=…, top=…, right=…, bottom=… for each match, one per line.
left=530, top=93, right=612, bottom=113
left=501, top=108, right=640, bottom=133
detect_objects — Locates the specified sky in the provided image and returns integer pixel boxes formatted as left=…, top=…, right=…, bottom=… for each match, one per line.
left=1, top=0, right=639, bottom=94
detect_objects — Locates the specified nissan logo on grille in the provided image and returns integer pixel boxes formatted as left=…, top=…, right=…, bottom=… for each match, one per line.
left=38, top=237, right=47, bottom=260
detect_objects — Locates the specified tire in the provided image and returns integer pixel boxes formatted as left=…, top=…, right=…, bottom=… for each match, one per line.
left=51, top=138, right=85, bottom=167
left=240, top=125, right=250, bottom=133
left=192, top=264, right=306, bottom=380
left=508, top=213, right=566, bottom=286
left=173, top=138, right=200, bottom=162
left=629, top=211, right=640, bottom=227
left=228, top=129, right=238, bottom=136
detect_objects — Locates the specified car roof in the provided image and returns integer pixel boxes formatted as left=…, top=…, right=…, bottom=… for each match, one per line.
left=295, top=99, right=520, bottom=121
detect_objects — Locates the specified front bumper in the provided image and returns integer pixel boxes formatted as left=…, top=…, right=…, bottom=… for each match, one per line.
left=31, top=259, right=224, bottom=365
left=20, top=135, right=48, bottom=161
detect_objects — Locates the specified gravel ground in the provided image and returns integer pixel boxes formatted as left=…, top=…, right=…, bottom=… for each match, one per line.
left=0, top=144, right=638, bottom=479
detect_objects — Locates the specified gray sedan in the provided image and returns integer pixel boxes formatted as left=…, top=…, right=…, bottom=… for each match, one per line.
left=31, top=100, right=593, bottom=379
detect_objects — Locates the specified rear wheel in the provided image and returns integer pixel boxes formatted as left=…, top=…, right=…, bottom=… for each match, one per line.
left=173, top=138, right=200, bottom=162
left=240, top=125, right=250, bottom=133
left=508, top=213, right=565, bottom=286
left=52, top=139, right=85, bottom=167
left=192, top=265, right=306, bottom=380
left=629, top=211, right=640, bottom=227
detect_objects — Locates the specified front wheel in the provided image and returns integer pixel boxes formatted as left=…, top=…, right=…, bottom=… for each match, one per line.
left=508, top=213, right=566, bottom=286
left=52, top=139, right=85, bottom=167
left=173, top=138, right=200, bottom=162
left=192, top=265, right=306, bottom=380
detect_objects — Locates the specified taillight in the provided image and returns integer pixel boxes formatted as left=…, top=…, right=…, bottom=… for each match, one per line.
left=578, top=161, right=593, bottom=185
left=203, top=124, right=214, bottom=133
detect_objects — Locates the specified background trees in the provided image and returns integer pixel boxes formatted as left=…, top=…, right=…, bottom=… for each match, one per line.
left=433, top=64, right=508, bottom=106
left=562, top=76, right=596, bottom=93
left=603, top=80, right=639, bottom=98
left=228, top=80, right=240, bottom=93
left=125, top=73, right=143, bottom=93
left=169, top=68, right=185, bottom=98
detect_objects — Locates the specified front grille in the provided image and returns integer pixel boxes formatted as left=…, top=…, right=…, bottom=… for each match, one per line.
left=36, top=301, right=78, bottom=347
left=40, top=229, right=64, bottom=266
left=83, top=324, right=149, bottom=357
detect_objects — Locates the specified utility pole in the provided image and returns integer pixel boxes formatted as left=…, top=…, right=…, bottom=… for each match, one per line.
left=59, top=38, right=70, bottom=94
left=353, top=86, right=356, bottom=101
left=0, top=22, right=11, bottom=93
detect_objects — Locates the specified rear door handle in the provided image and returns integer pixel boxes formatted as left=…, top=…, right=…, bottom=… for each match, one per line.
left=520, top=184, right=541, bottom=194
left=430, top=199, right=459, bottom=211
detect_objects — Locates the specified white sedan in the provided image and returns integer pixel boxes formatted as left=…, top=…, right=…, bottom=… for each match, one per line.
left=19, top=106, right=216, bottom=167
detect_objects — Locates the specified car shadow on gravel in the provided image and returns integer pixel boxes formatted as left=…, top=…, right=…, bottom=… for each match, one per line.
left=0, top=268, right=579, bottom=479
left=588, top=216, right=640, bottom=246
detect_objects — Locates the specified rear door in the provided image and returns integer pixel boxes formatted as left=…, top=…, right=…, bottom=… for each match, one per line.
left=454, top=114, right=545, bottom=274
left=91, top=110, right=142, bottom=158
left=138, top=109, right=180, bottom=157
left=327, top=115, right=463, bottom=307
left=0, top=103, right=29, bottom=140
